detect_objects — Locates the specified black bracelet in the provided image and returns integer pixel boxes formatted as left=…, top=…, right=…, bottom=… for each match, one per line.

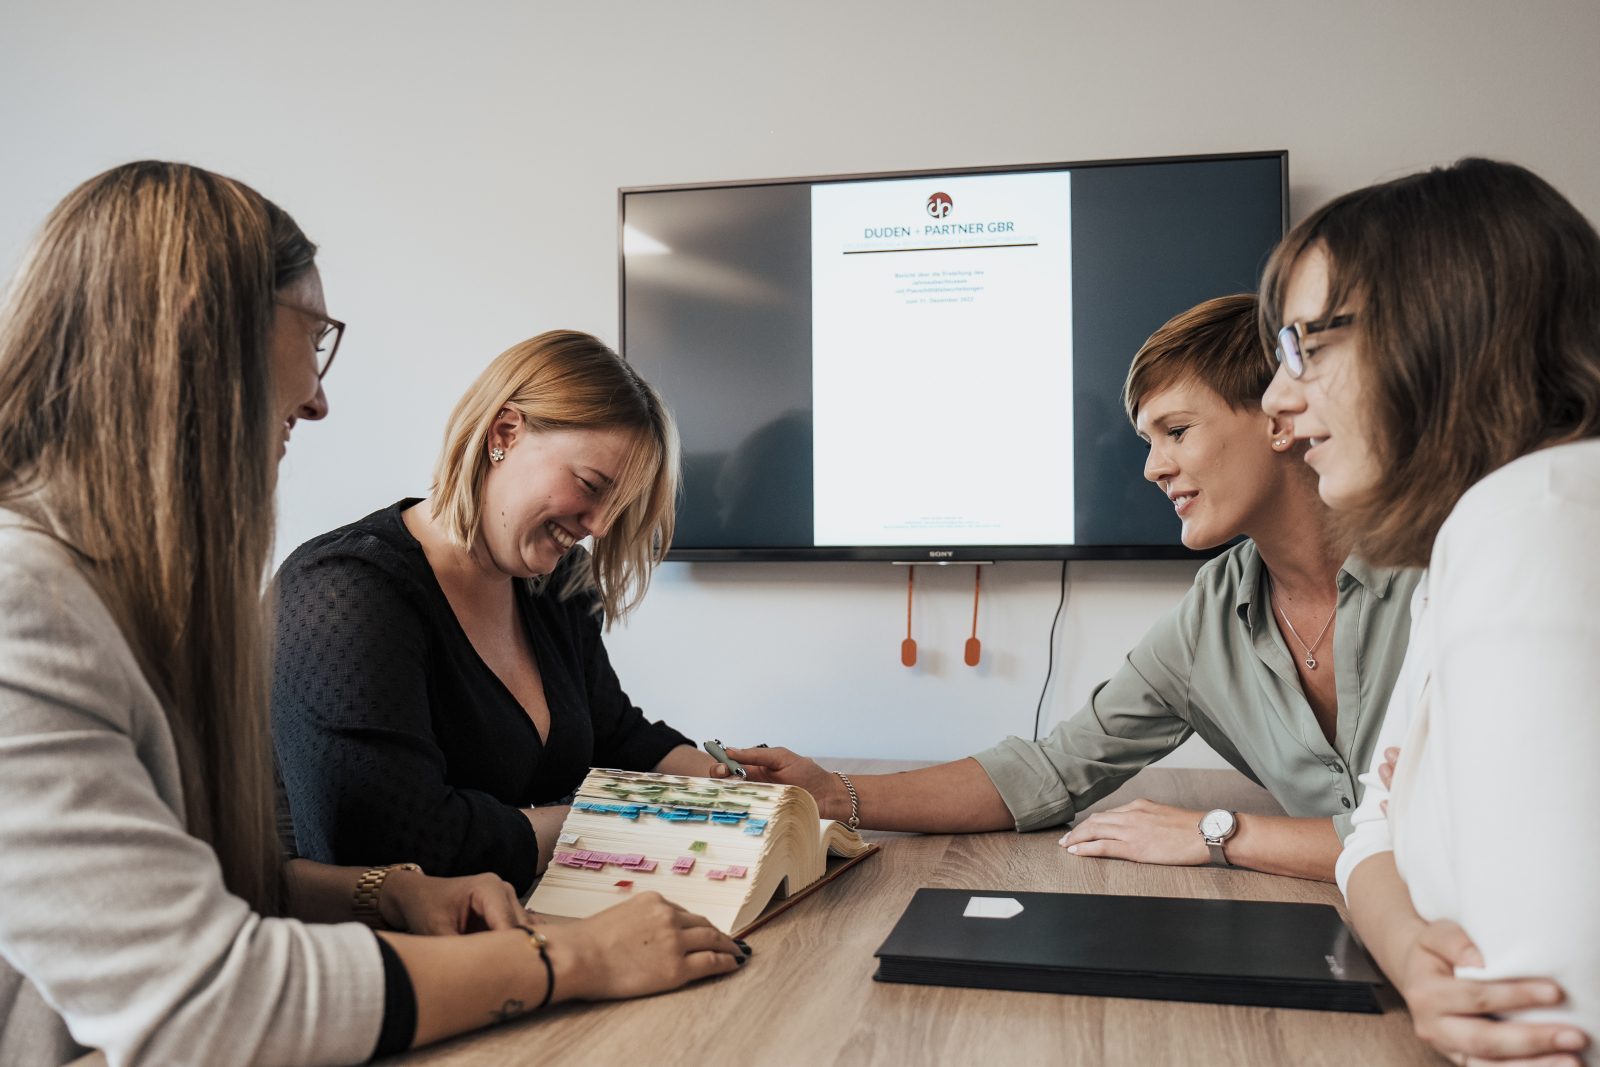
left=526, top=928, right=555, bottom=1011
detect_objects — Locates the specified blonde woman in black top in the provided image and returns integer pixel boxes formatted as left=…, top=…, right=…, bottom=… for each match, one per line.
left=274, top=332, right=729, bottom=895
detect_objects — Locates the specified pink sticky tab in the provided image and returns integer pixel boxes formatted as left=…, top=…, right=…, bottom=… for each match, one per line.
left=614, top=880, right=633, bottom=889
left=726, top=866, right=747, bottom=878
left=637, top=860, right=658, bottom=872
left=707, top=868, right=727, bottom=880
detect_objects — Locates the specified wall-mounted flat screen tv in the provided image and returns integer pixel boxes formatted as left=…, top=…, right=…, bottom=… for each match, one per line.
left=620, top=150, right=1287, bottom=562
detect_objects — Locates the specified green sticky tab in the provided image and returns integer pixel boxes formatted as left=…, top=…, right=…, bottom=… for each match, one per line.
left=688, top=840, right=708, bottom=853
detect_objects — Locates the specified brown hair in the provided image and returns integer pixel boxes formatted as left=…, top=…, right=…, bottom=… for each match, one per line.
left=430, top=330, right=679, bottom=624
left=1123, top=293, right=1267, bottom=424
left=1259, top=158, right=1600, bottom=567
left=0, top=161, right=314, bottom=914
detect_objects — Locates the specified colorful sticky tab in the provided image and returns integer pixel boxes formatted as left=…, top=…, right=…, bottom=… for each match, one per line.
left=688, top=840, right=708, bottom=852
left=707, top=868, right=727, bottom=880
left=614, top=880, right=633, bottom=889
left=557, top=832, right=579, bottom=845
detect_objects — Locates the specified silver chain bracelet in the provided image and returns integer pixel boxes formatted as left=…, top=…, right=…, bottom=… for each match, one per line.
left=834, top=771, right=861, bottom=831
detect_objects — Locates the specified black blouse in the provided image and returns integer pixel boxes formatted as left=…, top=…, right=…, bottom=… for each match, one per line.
left=272, top=499, right=691, bottom=894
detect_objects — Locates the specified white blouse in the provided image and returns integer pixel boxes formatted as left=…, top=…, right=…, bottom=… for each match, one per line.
left=1337, top=439, right=1600, bottom=1054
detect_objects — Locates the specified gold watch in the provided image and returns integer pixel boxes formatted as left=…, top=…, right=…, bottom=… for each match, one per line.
left=352, top=862, right=423, bottom=927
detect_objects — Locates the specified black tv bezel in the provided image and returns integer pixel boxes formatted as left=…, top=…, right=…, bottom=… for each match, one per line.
left=618, top=149, right=1288, bottom=564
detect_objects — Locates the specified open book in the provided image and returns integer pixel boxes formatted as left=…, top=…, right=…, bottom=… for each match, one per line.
left=528, top=768, right=878, bottom=936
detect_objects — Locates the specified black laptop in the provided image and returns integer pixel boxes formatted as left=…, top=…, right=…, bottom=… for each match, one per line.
left=873, top=889, right=1385, bottom=1013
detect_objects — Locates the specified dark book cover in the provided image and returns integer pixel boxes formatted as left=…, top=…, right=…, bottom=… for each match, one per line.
left=874, top=889, right=1385, bottom=1013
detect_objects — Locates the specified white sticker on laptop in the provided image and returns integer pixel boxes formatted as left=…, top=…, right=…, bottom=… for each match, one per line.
left=963, top=896, right=1024, bottom=919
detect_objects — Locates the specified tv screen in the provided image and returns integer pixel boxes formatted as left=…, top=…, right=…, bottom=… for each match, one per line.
left=620, top=150, right=1286, bottom=561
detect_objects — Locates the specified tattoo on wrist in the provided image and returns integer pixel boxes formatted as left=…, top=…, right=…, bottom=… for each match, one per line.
left=490, top=998, right=528, bottom=1024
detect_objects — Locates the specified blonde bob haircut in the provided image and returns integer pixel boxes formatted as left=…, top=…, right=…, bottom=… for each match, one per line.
left=430, top=330, right=680, bottom=624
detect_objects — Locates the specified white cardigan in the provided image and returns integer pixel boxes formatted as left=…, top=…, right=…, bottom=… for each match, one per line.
left=1337, top=440, right=1600, bottom=1055
left=0, top=512, right=385, bottom=1067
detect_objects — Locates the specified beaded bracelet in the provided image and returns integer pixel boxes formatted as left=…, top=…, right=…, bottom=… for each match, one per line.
left=525, top=927, right=555, bottom=1011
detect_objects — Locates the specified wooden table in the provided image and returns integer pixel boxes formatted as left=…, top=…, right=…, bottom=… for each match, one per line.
left=391, top=766, right=1439, bottom=1067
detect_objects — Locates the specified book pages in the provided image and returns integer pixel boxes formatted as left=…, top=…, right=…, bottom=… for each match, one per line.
left=529, top=768, right=871, bottom=933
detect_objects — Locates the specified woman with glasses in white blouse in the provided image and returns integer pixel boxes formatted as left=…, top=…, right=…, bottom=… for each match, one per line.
left=1263, top=158, right=1599, bottom=1066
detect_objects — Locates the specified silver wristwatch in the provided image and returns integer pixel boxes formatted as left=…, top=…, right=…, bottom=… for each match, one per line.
left=1198, top=808, right=1238, bottom=866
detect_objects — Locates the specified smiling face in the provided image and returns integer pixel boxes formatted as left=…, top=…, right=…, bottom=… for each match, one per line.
left=1262, top=244, right=1383, bottom=510
left=1134, top=379, right=1285, bottom=549
left=266, top=268, right=331, bottom=461
left=477, top=415, right=642, bottom=578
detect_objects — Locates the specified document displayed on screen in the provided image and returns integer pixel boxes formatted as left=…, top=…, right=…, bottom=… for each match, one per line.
left=810, top=172, right=1074, bottom=546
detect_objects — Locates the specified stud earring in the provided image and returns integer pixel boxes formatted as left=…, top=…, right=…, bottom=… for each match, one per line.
left=490, top=447, right=506, bottom=463
left=1274, top=437, right=1289, bottom=448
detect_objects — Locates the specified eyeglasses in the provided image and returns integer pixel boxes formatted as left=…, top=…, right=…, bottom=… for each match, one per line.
left=276, top=301, right=345, bottom=381
left=1275, top=314, right=1354, bottom=379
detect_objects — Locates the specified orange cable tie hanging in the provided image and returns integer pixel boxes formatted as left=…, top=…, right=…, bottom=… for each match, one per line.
left=901, top=565, right=918, bottom=667
left=964, top=565, right=983, bottom=666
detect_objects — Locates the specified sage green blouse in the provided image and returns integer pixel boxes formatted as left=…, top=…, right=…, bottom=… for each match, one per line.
left=971, top=541, right=1420, bottom=839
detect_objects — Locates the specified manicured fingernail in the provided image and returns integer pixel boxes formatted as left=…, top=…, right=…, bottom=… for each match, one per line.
left=734, top=938, right=752, bottom=957
left=1067, top=845, right=1078, bottom=855
left=735, top=952, right=748, bottom=966
left=1557, top=1030, right=1585, bottom=1049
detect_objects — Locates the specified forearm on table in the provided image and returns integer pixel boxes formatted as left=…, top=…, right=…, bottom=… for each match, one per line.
left=378, top=928, right=559, bottom=1048
left=284, top=857, right=429, bottom=926
left=826, top=758, right=1014, bottom=833
left=1345, top=851, right=1426, bottom=983
left=1222, top=814, right=1341, bottom=882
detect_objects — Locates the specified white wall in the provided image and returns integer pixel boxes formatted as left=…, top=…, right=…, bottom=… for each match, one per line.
left=4, top=0, right=1597, bottom=764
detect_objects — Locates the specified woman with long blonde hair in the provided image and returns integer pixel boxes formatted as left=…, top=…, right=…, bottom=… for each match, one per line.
left=0, top=161, right=744, bottom=1067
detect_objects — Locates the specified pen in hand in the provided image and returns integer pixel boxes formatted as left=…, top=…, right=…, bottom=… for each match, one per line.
left=703, top=738, right=746, bottom=779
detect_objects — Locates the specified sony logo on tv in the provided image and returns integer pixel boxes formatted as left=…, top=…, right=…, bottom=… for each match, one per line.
left=927, top=550, right=955, bottom=558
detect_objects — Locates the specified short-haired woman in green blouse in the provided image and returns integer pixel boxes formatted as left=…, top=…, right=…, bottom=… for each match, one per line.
left=724, top=293, right=1419, bottom=883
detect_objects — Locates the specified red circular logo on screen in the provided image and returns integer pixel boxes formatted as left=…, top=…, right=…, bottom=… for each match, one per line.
left=926, top=192, right=953, bottom=218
